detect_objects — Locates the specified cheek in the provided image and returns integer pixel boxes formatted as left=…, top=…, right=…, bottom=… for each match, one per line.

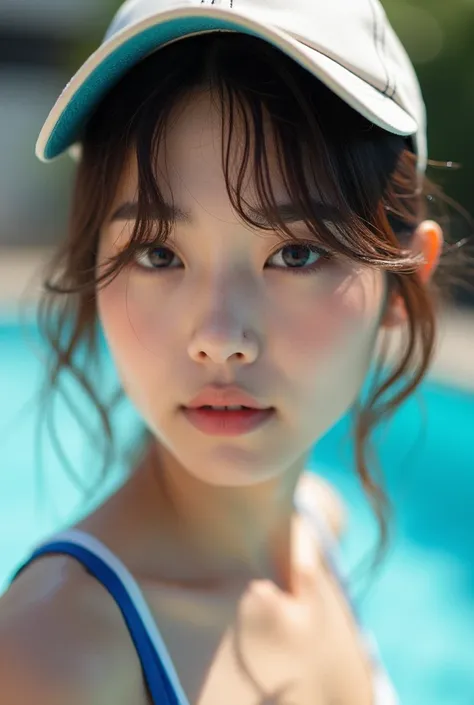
left=97, top=262, right=173, bottom=353
left=289, top=297, right=350, bottom=353
left=274, top=273, right=385, bottom=436
left=96, top=273, right=180, bottom=437
left=275, top=271, right=383, bottom=359
left=97, top=275, right=133, bottom=378
left=96, top=270, right=170, bottom=395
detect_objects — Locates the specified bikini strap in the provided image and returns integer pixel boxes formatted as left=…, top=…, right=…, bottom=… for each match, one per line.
left=9, top=529, right=190, bottom=705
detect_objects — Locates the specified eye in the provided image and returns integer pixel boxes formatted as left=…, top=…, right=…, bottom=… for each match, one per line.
left=134, top=245, right=182, bottom=270
left=132, top=241, right=332, bottom=273
left=267, top=242, right=331, bottom=273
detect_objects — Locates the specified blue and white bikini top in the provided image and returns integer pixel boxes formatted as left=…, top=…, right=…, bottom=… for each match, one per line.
left=10, top=493, right=398, bottom=705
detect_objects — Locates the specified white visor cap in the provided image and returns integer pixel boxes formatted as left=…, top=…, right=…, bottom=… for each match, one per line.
left=36, top=0, right=427, bottom=172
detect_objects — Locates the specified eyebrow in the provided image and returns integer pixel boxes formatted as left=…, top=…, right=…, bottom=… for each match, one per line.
left=110, top=202, right=191, bottom=224
left=109, top=199, right=342, bottom=225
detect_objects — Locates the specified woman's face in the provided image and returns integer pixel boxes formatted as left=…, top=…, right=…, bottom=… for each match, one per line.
left=96, top=89, right=386, bottom=487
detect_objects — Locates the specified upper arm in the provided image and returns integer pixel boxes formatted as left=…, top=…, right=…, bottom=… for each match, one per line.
left=0, top=558, right=144, bottom=705
left=0, top=629, right=74, bottom=705
left=0, top=560, right=100, bottom=705
left=297, top=472, right=347, bottom=540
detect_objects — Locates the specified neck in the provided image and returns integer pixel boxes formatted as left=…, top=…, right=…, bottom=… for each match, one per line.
left=138, top=441, right=309, bottom=591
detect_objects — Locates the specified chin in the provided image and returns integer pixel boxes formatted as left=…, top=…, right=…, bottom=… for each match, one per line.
left=180, top=449, right=284, bottom=488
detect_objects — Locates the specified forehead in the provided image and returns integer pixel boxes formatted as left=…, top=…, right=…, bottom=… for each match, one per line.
left=115, top=88, right=307, bottom=213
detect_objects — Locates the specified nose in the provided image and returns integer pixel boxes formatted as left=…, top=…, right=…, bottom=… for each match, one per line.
left=187, top=292, right=259, bottom=366
left=188, top=320, right=259, bottom=365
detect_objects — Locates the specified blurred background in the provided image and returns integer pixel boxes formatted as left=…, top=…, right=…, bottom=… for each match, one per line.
left=0, top=1, right=473, bottom=703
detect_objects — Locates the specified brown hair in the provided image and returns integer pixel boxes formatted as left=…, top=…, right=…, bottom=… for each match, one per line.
left=36, top=33, right=471, bottom=567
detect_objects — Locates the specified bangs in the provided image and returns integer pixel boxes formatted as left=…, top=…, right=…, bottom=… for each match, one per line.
left=80, top=32, right=425, bottom=289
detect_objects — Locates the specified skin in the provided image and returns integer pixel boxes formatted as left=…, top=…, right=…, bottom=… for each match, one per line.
left=0, top=89, right=443, bottom=705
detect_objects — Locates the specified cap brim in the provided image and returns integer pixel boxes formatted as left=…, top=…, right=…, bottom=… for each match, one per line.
left=36, top=4, right=419, bottom=162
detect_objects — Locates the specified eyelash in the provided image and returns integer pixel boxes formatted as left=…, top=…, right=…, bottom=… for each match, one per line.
left=131, top=240, right=334, bottom=275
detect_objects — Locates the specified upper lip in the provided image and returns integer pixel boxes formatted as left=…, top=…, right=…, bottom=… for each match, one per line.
left=185, top=385, right=271, bottom=410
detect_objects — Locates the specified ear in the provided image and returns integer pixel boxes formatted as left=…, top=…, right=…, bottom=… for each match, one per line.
left=381, top=220, right=444, bottom=329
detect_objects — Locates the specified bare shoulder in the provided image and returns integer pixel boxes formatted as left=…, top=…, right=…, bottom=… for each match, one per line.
left=0, top=555, right=144, bottom=705
left=297, top=472, right=347, bottom=538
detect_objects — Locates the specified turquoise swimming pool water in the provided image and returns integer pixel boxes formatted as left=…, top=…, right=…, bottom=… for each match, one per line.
left=0, top=316, right=473, bottom=704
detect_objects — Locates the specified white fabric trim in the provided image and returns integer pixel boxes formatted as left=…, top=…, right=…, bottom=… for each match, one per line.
left=43, top=529, right=191, bottom=705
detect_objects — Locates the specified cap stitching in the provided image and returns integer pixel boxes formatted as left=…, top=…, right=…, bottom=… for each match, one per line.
left=384, top=29, right=397, bottom=100
left=296, top=38, right=392, bottom=97
left=367, top=0, right=390, bottom=96
left=380, top=7, right=397, bottom=99
left=378, top=1, right=391, bottom=96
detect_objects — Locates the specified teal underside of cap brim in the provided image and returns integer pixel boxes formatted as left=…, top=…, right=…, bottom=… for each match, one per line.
left=44, top=16, right=272, bottom=160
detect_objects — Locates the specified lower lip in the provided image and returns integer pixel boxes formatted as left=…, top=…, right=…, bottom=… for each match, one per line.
left=181, top=407, right=275, bottom=436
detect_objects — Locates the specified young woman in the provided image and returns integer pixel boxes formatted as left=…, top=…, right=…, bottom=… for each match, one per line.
left=1, top=0, right=461, bottom=703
